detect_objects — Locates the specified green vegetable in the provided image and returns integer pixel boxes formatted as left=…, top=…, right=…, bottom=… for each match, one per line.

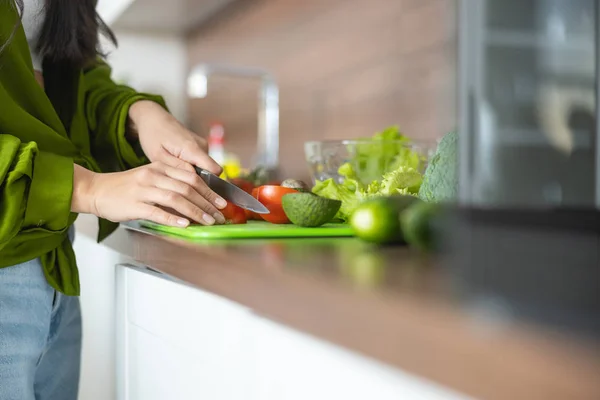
left=242, top=165, right=271, bottom=186
left=311, top=126, right=427, bottom=221
left=282, top=193, right=342, bottom=227
left=350, top=126, right=425, bottom=183
left=350, top=196, right=420, bottom=244
left=313, top=165, right=421, bottom=221
left=418, top=130, right=458, bottom=202
left=401, top=201, right=442, bottom=252
left=380, top=167, right=423, bottom=195
left=281, top=179, right=310, bottom=192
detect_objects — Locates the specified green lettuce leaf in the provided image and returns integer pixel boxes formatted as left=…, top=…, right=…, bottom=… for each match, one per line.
left=380, top=166, right=422, bottom=196
left=313, top=167, right=422, bottom=221
left=348, top=125, right=424, bottom=183
left=313, top=126, right=425, bottom=221
left=312, top=178, right=365, bottom=221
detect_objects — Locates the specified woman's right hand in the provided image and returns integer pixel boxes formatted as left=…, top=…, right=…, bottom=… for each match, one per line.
left=71, top=163, right=227, bottom=227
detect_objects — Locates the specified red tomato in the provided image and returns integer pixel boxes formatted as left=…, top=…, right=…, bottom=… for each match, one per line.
left=244, top=188, right=262, bottom=220
left=244, top=209, right=260, bottom=220
left=221, top=202, right=247, bottom=224
left=229, top=178, right=254, bottom=194
left=254, top=185, right=298, bottom=224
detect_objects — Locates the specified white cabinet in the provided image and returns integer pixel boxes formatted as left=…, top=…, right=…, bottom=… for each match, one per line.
left=74, top=230, right=126, bottom=400
left=250, top=317, right=471, bottom=400
left=116, top=266, right=471, bottom=400
left=126, top=326, right=255, bottom=400
left=116, top=266, right=258, bottom=400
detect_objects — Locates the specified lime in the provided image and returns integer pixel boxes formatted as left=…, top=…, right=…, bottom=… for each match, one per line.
left=350, top=195, right=420, bottom=244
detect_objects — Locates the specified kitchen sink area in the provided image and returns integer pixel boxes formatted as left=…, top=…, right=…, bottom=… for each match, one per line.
left=67, top=1, right=600, bottom=399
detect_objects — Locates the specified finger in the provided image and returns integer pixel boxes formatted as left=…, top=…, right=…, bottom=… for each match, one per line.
left=177, top=139, right=223, bottom=175
left=158, top=206, right=188, bottom=220
left=158, top=150, right=196, bottom=173
left=163, top=166, right=228, bottom=210
left=197, top=137, right=209, bottom=152
left=138, top=204, right=190, bottom=228
left=148, top=187, right=214, bottom=225
left=150, top=179, right=224, bottom=225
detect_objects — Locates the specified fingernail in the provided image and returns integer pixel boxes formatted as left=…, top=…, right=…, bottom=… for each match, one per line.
left=215, top=197, right=227, bottom=209
left=177, top=218, right=189, bottom=227
left=213, top=212, right=226, bottom=224
left=203, top=213, right=216, bottom=225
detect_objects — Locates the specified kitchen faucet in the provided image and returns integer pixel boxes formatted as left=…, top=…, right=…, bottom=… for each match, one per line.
left=187, top=63, right=279, bottom=171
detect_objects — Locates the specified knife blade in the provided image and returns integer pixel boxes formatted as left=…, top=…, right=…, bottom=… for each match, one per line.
left=194, top=167, right=270, bottom=214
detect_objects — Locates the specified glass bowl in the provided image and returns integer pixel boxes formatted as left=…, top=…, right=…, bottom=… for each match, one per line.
left=304, top=139, right=437, bottom=185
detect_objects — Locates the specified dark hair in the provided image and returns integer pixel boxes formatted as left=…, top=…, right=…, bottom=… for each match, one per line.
left=1, top=0, right=117, bottom=68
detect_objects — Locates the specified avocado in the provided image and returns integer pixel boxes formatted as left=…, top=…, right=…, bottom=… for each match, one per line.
left=282, top=193, right=341, bottom=227
left=281, top=179, right=310, bottom=192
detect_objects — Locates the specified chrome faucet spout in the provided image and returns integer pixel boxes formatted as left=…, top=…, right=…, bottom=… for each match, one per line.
left=187, top=63, right=279, bottom=169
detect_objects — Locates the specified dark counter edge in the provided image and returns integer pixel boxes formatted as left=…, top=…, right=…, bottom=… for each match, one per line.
left=74, top=216, right=600, bottom=400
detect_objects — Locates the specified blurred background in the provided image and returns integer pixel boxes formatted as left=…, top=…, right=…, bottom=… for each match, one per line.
left=79, top=1, right=598, bottom=399
left=98, top=0, right=457, bottom=180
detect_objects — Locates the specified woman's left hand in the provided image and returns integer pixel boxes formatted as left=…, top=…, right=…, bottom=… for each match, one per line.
left=128, top=100, right=222, bottom=175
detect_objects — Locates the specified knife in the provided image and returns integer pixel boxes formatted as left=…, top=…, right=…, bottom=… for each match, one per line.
left=194, top=167, right=270, bottom=214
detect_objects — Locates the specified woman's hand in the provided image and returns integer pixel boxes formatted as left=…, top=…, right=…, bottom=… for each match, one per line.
left=71, top=164, right=227, bottom=227
left=128, top=100, right=222, bottom=175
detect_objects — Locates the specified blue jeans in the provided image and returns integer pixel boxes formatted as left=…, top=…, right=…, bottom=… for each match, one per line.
left=0, top=258, right=82, bottom=400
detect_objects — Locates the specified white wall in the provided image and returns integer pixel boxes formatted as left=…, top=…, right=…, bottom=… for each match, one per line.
left=97, top=0, right=136, bottom=26
left=99, top=1, right=190, bottom=121
left=102, top=31, right=189, bottom=123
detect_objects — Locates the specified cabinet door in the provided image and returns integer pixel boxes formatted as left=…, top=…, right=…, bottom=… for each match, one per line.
left=250, top=317, right=470, bottom=400
left=116, top=265, right=257, bottom=400
left=116, top=265, right=469, bottom=400
left=126, top=324, right=226, bottom=400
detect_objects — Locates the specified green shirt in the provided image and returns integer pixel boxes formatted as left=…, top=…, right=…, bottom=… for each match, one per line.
left=0, top=4, right=166, bottom=295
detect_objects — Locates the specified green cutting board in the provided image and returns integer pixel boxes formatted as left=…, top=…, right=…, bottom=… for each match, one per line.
left=139, top=220, right=354, bottom=239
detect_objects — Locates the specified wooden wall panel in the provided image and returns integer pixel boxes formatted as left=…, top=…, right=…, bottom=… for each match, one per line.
left=187, top=0, right=457, bottom=179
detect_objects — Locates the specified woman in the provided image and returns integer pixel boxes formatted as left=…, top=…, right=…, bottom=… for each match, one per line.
left=0, top=1, right=226, bottom=398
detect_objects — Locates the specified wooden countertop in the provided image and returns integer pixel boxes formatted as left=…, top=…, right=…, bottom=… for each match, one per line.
left=75, top=215, right=600, bottom=400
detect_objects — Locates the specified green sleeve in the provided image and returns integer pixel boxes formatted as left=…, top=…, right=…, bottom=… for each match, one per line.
left=0, top=134, right=73, bottom=250
left=81, top=61, right=169, bottom=243
left=82, top=61, right=168, bottom=172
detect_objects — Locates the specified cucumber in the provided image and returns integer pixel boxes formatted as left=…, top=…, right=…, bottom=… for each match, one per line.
left=401, top=201, right=442, bottom=252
